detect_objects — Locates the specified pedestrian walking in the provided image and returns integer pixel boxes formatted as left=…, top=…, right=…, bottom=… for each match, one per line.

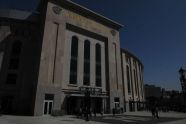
left=85, top=107, right=89, bottom=121
left=154, top=106, right=159, bottom=119
left=79, top=107, right=82, bottom=118
left=93, top=108, right=96, bottom=117
left=112, top=108, right=115, bottom=116
left=150, top=105, right=155, bottom=118
left=0, top=103, right=2, bottom=116
left=100, top=109, right=103, bottom=116
left=89, top=108, right=92, bottom=118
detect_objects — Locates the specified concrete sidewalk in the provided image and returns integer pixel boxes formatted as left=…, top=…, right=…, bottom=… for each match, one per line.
left=123, top=111, right=186, bottom=118
left=0, top=111, right=185, bottom=124
left=123, top=111, right=186, bottom=124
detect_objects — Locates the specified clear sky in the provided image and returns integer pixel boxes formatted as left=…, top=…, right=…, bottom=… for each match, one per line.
left=1, top=0, right=185, bottom=91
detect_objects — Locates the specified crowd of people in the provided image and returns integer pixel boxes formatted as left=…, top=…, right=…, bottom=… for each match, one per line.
left=76, top=107, right=103, bottom=121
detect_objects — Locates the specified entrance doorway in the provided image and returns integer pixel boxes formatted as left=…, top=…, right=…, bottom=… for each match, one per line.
left=66, top=96, right=103, bottom=115
left=43, top=100, right=53, bottom=115
left=129, top=101, right=135, bottom=111
left=91, top=97, right=102, bottom=113
left=1, top=96, right=13, bottom=114
left=43, top=94, right=54, bottom=115
left=114, top=97, right=120, bottom=113
left=67, top=96, right=83, bottom=115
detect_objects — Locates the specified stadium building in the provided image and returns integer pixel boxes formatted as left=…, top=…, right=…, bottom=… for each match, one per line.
left=0, top=0, right=145, bottom=116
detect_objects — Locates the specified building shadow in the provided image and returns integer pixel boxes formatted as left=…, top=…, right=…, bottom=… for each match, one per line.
left=85, top=115, right=184, bottom=124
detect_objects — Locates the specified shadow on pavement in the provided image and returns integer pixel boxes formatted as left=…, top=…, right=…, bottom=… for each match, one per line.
left=61, top=119, right=75, bottom=122
left=86, top=115, right=184, bottom=124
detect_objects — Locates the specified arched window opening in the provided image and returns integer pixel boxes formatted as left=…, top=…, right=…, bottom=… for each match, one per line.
left=8, top=40, right=22, bottom=70
left=6, top=40, right=22, bottom=84
left=83, top=40, right=90, bottom=85
left=12, top=40, right=22, bottom=55
left=95, top=43, right=101, bottom=87
left=69, top=36, right=78, bottom=84
left=127, top=65, right=131, bottom=93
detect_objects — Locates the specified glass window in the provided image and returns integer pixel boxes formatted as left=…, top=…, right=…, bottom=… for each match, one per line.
left=8, top=58, right=19, bottom=70
left=83, top=75, right=90, bottom=86
left=83, top=40, right=90, bottom=85
left=96, top=76, right=101, bottom=86
left=96, top=43, right=101, bottom=63
left=134, top=69, right=138, bottom=95
left=8, top=40, right=22, bottom=71
left=96, top=64, right=101, bottom=75
left=69, top=36, right=78, bottom=84
left=71, top=36, right=78, bottom=57
left=6, top=73, right=17, bottom=84
left=95, top=43, right=102, bottom=87
left=127, top=66, right=131, bottom=93
left=84, top=40, right=90, bottom=60
left=6, top=40, right=22, bottom=85
left=70, top=73, right=77, bottom=84
left=0, top=52, right=4, bottom=71
left=70, top=59, right=78, bottom=72
left=12, top=40, right=22, bottom=55
left=84, top=62, right=90, bottom=74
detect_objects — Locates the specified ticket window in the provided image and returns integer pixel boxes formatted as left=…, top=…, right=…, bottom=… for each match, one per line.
left=43, top=94, right=54, bottom=115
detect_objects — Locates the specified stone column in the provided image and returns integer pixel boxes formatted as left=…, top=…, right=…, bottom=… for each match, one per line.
left=62, top=31, right=71, bottom=87
left=125, top=101, right=130, bottom=112
left=134, top=102, right=137, bottom=111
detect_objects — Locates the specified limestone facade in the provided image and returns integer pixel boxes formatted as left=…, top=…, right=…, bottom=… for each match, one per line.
left=0, top=0, right=145, bottom=116
left=121, top=49, right=145, bottom=111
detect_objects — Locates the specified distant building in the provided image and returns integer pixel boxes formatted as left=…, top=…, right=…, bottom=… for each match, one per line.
left=144, top=84, right=162, bottom=98
left=161, top=89, right=180, bottom=99
left=0, top=0, right=145, bottom=115
left=121, top=49, right=145, bottom=111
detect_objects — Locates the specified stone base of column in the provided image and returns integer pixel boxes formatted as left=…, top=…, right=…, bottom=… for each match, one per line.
left=125, top=102, right=129, bottom=112
left=134, top=102, right=137, bottom=112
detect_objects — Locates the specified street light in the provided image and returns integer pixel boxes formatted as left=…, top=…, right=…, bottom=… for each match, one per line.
left=178, top=67, right=186, bottom=109
left=179, top=67, right=186, bottom=93
left=84, top=88, right=90, bottom=121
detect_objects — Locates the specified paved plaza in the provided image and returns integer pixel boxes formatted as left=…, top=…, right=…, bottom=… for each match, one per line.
left=0, top=111, right=186, bottom=124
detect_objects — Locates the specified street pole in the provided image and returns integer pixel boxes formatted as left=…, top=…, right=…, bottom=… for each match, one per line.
left=178, top=67, right=186, bottom=106
left=85, top=88, right=90, bottom=121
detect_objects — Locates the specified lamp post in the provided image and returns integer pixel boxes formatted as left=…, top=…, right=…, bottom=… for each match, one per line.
left=179, top=67, right=186, bottom=93
left=84, top=88, right=90, bottom=121
left=178, top=67, right=186, bottom=104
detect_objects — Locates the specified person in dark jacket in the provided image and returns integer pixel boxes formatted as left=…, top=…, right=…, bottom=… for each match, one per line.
left=112, top=108, right=115, bottom=116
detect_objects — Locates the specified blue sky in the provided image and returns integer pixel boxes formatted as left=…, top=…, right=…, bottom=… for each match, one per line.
left=1, top=0, right=185, bottom=91
left=69, top=0, right=186, bottom=91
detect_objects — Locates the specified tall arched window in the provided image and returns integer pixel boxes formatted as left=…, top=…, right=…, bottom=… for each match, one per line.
left=8, top=40, right=22, bottom=70
left=69, top=36, right=78, bottom=84
left=126, top=65, right=131, bottom=93
left=95, top=43, right=101, bottom=87
left=7, top=40, right=22, bottom=84
left=133, top=69, right=138, bottom=95
left=0, top=52, right=4, bottom=71
left=83, top=40, right=90, bottom=85
left=12, top=40, right=22, bottom=56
